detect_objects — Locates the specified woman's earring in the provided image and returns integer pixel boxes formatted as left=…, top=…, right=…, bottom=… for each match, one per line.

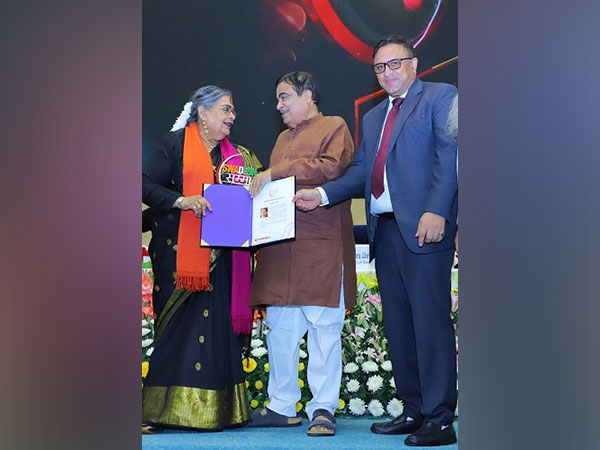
left=201, top=117, right=210, bottom=139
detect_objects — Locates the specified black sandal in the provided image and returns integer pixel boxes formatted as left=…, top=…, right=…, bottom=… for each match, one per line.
left=248, top=408, right=303, bottom=427
left=307, top=408, right=336, bottom=436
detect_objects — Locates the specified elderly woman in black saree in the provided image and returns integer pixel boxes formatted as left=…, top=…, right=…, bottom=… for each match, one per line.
left=142, top=85, right=262, bottom=432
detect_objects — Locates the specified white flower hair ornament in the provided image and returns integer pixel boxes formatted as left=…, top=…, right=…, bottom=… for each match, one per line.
left=171, top=101, right=192, bottom=131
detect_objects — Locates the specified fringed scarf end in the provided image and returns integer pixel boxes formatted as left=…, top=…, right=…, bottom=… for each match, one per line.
left=175, top=274, right=210, bottom=292
left=232, top=317, right=253, bottom=336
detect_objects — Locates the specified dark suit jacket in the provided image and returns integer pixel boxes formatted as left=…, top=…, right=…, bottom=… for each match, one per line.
left=323, top=77, right=458, bottom=257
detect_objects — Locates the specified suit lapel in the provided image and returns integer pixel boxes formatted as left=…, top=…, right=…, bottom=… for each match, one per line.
left=387, top=78, right=423, bottom=155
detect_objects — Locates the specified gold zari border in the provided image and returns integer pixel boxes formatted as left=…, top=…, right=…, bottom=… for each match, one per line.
left=142, top=382, right=250, bottom=429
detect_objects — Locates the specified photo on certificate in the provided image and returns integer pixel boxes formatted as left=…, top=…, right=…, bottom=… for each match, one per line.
left=200, top=176, right=296, bottom=248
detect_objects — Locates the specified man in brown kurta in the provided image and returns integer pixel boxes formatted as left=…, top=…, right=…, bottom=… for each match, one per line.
left=248, top=72, right=356, bottom=435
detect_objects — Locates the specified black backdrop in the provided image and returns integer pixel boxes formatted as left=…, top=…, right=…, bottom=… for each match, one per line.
left=143, top=0, right=457, bottom=167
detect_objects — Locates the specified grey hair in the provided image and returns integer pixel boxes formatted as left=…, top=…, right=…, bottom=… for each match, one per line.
left=186, top=85, right=232, bottom=125
left=446, top=94, right=458, bottom=140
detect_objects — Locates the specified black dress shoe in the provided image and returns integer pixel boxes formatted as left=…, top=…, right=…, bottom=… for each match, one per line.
left=370, top=413, right=423, bottom=435
left=404, top=421, right=457, bottom=446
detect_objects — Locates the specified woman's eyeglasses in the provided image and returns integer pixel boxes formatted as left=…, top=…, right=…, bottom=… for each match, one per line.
left=217, top=104, right=237, bottom=116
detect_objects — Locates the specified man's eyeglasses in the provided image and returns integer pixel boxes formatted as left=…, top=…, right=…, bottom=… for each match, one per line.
left=217, top=104, right=237, bottom=116
left=372, top=57, right=413, bottom=74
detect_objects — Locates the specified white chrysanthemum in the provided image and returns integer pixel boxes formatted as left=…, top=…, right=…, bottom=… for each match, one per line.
left=381, top=360, right=393, bottom=372
left=386, top=398, right=404, bottom=417
left=361, top=361, right=378, bottom=373
left=300, top=338, right=306, bottom=345
left=299, top=349, right=308, bottom=359
left=146, top=347, right=154, bottom=357
left=251, top=327, right=259, bottom=337
left=346, top=379, right=360, bottom=393
left=367, top=374, right=384, bottom=392
left=142, top=328, right=151, bottom=337
left=250, top=339, right=264, bottom=348
left=390, top=377, right=396, bottom=389
left=368, top=399, right=385, bottom=417
left=348, top=398, right=366, bottom=416
left=251, top=347, right=268, bottom=358
left=142, top=319, right=148, bottom=327
left=142, top=338, right=154, bottom=348
left=344, top=362, right=359, bottom=374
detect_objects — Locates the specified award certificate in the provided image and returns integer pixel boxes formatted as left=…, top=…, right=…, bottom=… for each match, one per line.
left=200, top=176, right=296, bottom=248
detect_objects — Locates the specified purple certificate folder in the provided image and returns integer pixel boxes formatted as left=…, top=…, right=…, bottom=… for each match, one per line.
left=200, top=177, right=296, bottom=248
left=201, top=184, right=252, bottom=247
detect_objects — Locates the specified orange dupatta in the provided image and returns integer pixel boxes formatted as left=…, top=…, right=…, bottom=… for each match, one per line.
left=175, top=122, right=213, bottom=291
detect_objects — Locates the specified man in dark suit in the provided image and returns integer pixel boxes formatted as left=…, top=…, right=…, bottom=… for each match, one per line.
left=294, top=35, right=458, bottom=446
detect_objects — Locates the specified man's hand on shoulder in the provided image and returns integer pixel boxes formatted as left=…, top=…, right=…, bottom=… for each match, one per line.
left=293, top=189, right=321, bottom=212
left=415, top=212, right=446, bottom=247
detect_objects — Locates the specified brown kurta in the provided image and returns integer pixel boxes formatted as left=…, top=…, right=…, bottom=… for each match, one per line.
left=250, top=113, right=357, bottom=309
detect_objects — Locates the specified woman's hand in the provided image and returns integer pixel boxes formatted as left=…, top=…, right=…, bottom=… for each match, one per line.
left=179, top=195, right=213, bottom=217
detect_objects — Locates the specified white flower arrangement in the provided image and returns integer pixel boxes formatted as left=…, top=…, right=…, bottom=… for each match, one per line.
left=142, top=338, right=154, bottom=348
left=361, top=361, right=378, bottom=373
left=346, top=379, right=360, bottom=393
left=299, top=349, right=308, bottom=359
left=250, top=338, right=264, bottom=348
left=366, top=375, right=384, bottom=393
left=250, top=347, right=268, bottom=358
left=142, top=328, right=152, bottom=337
left=386, top=398, right=404, bottom=417
left=343, top=362, right=359, bottom=374
left=368, top=399, right=385, bottom=417
left=338, top=273, right=399, bottom=417
left=348, top=398, right=366, bottom=416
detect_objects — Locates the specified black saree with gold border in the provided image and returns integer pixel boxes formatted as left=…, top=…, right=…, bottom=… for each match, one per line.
left=142, top=131, right=262, bottom=430
left=142, top=250, right=250, bottom=430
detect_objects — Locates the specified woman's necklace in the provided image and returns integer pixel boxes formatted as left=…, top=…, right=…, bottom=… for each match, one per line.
left=200, top=131, right=217, bottom=151
left=202, top=136, right=217, bottom=150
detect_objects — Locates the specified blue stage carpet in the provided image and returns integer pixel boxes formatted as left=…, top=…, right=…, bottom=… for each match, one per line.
left=142, top=417, right=458, bottom=449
